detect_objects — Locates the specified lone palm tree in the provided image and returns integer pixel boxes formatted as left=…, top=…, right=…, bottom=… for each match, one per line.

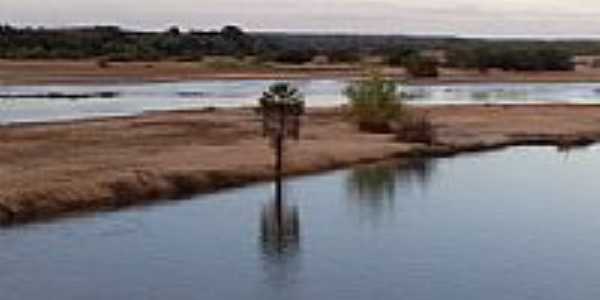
left=258, top=82, right=305, bottom=209
left=258, top=82, right=305, bottom=140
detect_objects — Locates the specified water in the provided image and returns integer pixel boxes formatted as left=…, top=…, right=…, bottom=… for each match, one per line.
left=0, top=80, right=343, bottom=124
left=1, top=146, right=600, bottom=299
left=2, top=80, right=600, bottom=124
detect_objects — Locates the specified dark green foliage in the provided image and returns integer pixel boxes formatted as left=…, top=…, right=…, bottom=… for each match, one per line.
left=0, top=24, right=254, bottom=60
left=259, top=83, right=305, bottom=115
left=384, top=47, right=418, bottom=66
left=326, top=49, right=362, bottom=63
left=258, top=82, right=305, bottom=140
left=0, top=24, right=588, bottom=70
left=404, top=54, right=439, bottom=77
left=271, top=49, right=316, bottom=64
left=446, top=45, right=575, bottom=71
left=167, top=26, right=181, bottom=36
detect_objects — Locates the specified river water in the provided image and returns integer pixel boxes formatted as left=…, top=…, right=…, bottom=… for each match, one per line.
left=2, top=80, right=600, bottom=124
left=1, top=146, right=600, bottom=299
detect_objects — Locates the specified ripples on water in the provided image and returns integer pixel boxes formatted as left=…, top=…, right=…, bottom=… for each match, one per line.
left=1, top=146, right=600, bottom=299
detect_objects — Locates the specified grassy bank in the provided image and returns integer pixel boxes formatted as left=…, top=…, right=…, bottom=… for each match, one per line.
left=1, top=104, right=600, bottom=224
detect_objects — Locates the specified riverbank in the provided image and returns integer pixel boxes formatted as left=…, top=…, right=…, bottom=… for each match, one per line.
left=1, top=104, right=600, bottom=224
left=4, top=60, right=600, bottom=85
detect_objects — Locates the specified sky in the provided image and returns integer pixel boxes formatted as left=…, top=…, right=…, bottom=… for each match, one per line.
left=2, top=0, right=600, bottom=37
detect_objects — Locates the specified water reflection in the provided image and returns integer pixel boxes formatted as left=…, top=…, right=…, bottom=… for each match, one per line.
left=471, top=91, right=492, bottom=101
left=260, top=199, right=301, bottom=257
left=3, top=147, right=600, bottom=299
left=556, top=142, right=595, bottom=153
left=259, top=197, right=302, bottom=288
left=346, top=158, right=436, bottom=221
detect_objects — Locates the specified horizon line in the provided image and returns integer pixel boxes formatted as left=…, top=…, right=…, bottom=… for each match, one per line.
left=6, top=23, right=600, bottom=41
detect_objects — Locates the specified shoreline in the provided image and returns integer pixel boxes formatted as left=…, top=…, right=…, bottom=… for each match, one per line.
left=1, top=104, right=600, bottom=225
left=5, top=60, right=600, bottom=85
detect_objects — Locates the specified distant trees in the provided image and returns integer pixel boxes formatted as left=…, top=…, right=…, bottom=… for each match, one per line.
left=404, top=55, right=439, bottom=77
left=382, top=47, right=439, bottom=77
left=0, top=24, right=582, bottom=72
left=0, top=24, right=256, bottom=61
left=167, top=26, right=181, bottom=36
left=384, top=47, right=418, bottom=66
left=446, top=46, right=575, bottom=72
left=326, top=49, right=361, bottom=63
left=269, top=49, right=316, bottom=64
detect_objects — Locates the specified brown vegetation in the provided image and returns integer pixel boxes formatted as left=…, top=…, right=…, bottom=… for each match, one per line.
left=0, top=60, right=369, bottom=85
left=8, top=60, right=600, bottom=85
left=1, top=104, right=600, bottom=224
left=394, top=112, right=435, bottom=144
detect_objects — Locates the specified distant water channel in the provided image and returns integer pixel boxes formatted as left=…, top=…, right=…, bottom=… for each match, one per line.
left=2, top=146, right=600, bottom=299
left=2, top=80, right=600, bottom=124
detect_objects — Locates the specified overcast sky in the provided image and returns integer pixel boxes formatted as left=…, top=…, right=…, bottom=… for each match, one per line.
left=3, top=0, right=600, bottom=37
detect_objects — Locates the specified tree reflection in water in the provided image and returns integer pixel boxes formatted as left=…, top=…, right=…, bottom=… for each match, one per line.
left=347, top=158, right=436, bottom=221
left=260, top=199, right=301, bottom=256
left=259, top=196, right=302, bottom=288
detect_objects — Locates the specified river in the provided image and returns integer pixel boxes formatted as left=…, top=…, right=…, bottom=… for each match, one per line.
left=1, top=146, right=599, bottom=299
left=2, top=80, right=600, bottom=124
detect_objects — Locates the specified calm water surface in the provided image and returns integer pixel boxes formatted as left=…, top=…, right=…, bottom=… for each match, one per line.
left=1, top=146, right=600, bottom=299
left=3, top=80, right=600, bottom=124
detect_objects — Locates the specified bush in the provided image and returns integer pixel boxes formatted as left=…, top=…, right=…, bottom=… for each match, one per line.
left=344, top=71, right=403, bottom=133
left=96, top=58, right=110, bottom=68
left=384, top=47, right=418, bottom=66
left=271, top=49, right=315, bottom=64
left=404, top=55, right=439, bottom=78
left=446, top=46, right=575, bottom=72
left=327, top=50, right=362, bottom=64
left=394, top=111, right=435, bottom=144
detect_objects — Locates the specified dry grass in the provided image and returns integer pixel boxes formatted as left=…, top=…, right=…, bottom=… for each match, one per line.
left=394, top=111, right=436, bottom=145
left=1, top=104, right=600, bottom=224
left=0, top=60, right=368, bottom=85
left=6, top=60, right=600, bottom=85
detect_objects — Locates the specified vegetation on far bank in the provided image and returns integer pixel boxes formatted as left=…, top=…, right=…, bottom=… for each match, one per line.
left=0, top=24, right=591, bottom=72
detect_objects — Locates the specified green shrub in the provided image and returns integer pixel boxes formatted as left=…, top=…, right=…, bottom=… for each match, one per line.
left=344, top=71, right=403, bottom=133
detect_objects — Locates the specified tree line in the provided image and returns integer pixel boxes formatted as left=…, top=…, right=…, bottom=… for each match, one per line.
left=446, top=45, right=575, bottom=71
left=0, top=25, right=258, bottom=61
left=0, top=24, right=595, bottom=72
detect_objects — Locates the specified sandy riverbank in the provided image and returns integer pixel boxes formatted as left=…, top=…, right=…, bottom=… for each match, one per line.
left=0, top=60, right=367, bottom=85
left=4, top=60, right=600, bottom=85
left=1, top=104, right=600, bottom=224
